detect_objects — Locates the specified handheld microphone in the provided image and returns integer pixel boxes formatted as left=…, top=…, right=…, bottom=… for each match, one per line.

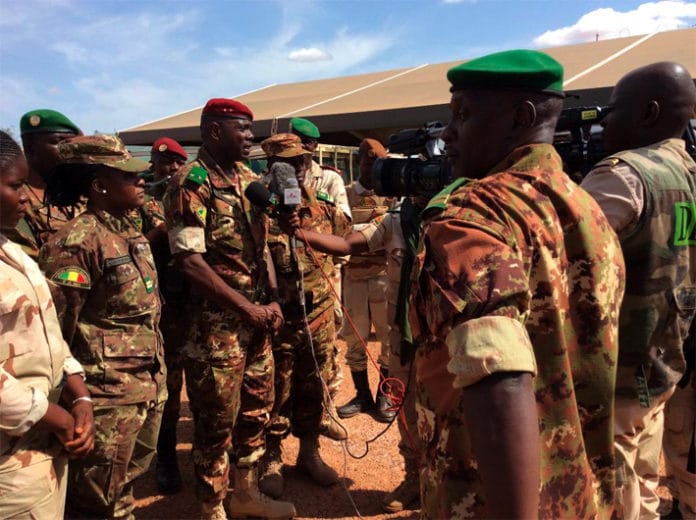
left=244, top=181, right=280, bottom=215
left=269, top=162, right=301, bottom=210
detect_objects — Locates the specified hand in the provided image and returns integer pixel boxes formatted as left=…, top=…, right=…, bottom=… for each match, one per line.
left=64, top=401, right=95, bottom=459
left=278, top=210, right=301, bottom=236
left=268, top=301, right=285, bottom=332
left=241, top=303, right=284, bottom=331
left=38, top=403, right=75, bottom=448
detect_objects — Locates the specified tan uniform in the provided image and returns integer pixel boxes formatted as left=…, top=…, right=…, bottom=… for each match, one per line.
left=0, top=234, right=84, bottom=519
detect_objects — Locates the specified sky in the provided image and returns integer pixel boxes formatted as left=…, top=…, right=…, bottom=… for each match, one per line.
left=1, top=0, right=695, bottom=136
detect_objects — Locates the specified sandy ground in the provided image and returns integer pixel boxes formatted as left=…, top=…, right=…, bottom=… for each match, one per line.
left=133, top=337, right=676, bottom=519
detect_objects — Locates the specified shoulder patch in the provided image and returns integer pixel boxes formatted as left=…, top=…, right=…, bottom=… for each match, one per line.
left=186, top=166, right=208, bottom=186
left=316, top=191, right=335, bottom=205
left=196, top=206, right=207, bottom=222
left=51, top=266, right=91, bottom=289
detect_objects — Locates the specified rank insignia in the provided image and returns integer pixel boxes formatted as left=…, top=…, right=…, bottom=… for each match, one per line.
left=29, top=114, right=41, bottom=127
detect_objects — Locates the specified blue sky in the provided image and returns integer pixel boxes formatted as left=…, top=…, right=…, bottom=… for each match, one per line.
left=1, top=0, right=695, bottom=136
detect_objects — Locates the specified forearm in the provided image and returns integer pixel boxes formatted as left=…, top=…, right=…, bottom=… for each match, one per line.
left=296, top=229, right=368, bottom=256
left=62, top=373, right=90, bottom=403
left=462, top=371, right=539, bottom=519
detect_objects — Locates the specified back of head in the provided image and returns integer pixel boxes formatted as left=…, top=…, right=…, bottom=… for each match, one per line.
left=0, top=130, right=24, bottom=174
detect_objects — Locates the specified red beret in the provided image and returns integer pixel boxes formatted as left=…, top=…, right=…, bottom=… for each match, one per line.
left=202, top=98, right=254, bottom=120
left=151, top=137, right=188, bottom=160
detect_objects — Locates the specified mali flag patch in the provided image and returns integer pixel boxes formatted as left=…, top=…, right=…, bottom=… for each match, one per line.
left=52, top=266, right=91, bottom=289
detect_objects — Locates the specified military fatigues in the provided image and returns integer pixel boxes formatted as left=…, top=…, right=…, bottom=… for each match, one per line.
left=3, top=185, right=83, bottom=260
left=411, top=144, right=624, bottom=519
left=342, top=181, right=393, bottom=371
left=39, top=208, right=166, bottom=519
left=582, top=138, right=696, bottom=519
left=163, top=147, right=274, bottom=504
left=266, top=184, right=349, bottom=438
left=0, top=234, right=85, bottom=519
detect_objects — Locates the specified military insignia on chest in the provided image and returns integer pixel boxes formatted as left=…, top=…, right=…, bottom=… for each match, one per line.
left=674, top=202, right=696, bottom=246
left=316, top=191, right=335, bottom=205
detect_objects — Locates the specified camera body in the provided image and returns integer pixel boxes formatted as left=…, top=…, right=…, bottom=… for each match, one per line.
left=553, top=106, right=609, bottom=179
left=372, top=122, right=451, bottom=198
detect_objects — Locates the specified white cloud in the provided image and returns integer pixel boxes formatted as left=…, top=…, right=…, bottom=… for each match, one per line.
left=533, top=1, right=696, bottom=47
left=288, top=47, right=333, bottom=62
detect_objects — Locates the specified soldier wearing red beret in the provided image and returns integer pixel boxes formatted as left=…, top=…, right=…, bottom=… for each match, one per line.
left=162, top=99, right=295, bottom=519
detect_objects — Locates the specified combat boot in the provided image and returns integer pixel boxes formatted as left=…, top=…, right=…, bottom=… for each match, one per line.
left=296, top=435, right=339, bottom=486
left=337, top=370, right=375, bottom=419
left=156, top=426, right=182, bottom=494
left=375, top=366, right=397, bottom=423
left=200, top=500, right=228, bottom=520
left=382, top=459, right=421, bottom=513
left=258, top=435, right=284, bottom=499
left=227, top=466, right=296, bottom=519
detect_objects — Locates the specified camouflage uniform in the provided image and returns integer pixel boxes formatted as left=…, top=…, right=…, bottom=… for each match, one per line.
left=3, top=185, right=83, bottom=260
left=39, top=208, right=166, bottom=519
left=163, top=147, right=274, bottom=504
left=411, top=144, right=624, bottom=519
left=342, top=181, right=394, bottom=372
left=266, top=184, right=349, bottom=438
left=0, top=234, right=84, bottom=519
left=582, top=138, right=696, bottom=519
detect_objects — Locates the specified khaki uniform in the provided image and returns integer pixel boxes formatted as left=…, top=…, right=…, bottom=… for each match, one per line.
left=0, top=234, right=84, bottom=519
left=40, top=208, right=166, bottom=519
left=266, top=184, right=349, bottom=438
left=411, top=144, right=624, bottom=518
left=342, top=181, right=393, bottom=371
left=163, top=147, right=274, bottom=504
left=583, top=138, right=696, bottom=519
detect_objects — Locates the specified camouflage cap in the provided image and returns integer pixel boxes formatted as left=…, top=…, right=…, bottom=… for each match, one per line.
left=20, top=109, right=81, bottom=136
left=57, top=134, right=149, bottom=172
left=261, top=133, right=312, bottom=158
left=290, top=117, right=320, bottom=140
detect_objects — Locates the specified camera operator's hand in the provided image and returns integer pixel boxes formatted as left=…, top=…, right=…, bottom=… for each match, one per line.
left=278, top=210, right=301, bottom=236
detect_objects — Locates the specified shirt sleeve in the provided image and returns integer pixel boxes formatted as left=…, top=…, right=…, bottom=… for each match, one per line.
left=581, top=161, right=645, bottom=235
left=164, top=174, right=208, bottom=255
left=359, top=213, right=388, bottom=253
left=0, top=366, right=49, bottom=436
left=419, top=216, right=537, bottom=387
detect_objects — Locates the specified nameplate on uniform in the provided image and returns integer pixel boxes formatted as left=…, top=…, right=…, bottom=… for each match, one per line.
left=316, top=191, right=335, bottom=204
left=105, top=255, right=132, bottom=268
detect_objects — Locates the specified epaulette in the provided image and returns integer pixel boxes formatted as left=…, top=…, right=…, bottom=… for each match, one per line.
left=316, top=191, right=335, bottom=205
left=321, top=164, right=342, bottom=174
left=424, top=177, right=470, bottom=212
left=63, top=214, right=98, bottom=247
left=186, top=166, right=208, bottom=186
left=594, top=157, right=622, bottom=168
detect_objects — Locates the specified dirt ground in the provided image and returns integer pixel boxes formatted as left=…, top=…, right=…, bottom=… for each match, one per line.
left=133, top=338, right=676, bottom=519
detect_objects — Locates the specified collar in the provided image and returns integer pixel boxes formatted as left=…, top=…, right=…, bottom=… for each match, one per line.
left=89, top=206, right=143, bottom=238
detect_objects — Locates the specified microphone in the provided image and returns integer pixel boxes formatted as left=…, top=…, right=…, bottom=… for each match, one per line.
left=244, top=181, right=280, bottom=215
left=269, top=162, right=301, bottom=210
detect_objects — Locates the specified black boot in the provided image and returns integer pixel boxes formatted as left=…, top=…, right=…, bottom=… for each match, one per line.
left=156, top=426, right=182, bottom=494
left=375, top=366, right=397, bottom=423
left=337, top=370, right=375, bottom=419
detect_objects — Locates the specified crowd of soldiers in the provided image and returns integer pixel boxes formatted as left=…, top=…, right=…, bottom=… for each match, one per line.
left=1, top=47, right=695, bottom=520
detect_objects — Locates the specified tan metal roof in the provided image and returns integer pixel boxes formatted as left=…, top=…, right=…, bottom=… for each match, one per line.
left=119, top=27, right=696, bottom=146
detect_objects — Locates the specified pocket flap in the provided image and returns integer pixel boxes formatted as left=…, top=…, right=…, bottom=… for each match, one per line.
left=103, top=331, right=156, bottom=358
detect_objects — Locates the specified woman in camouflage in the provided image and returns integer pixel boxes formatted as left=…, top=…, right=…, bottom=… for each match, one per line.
left=0, top=130, right=94, bottom=518
left=39, top=134, right=166, bottom=520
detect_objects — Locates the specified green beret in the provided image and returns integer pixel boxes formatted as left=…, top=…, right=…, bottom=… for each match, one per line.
left=290, top=117, right=320, bottom=139
left=20, top=109, right=81, bottom=136
left=447, top=49, right=564, bottom=97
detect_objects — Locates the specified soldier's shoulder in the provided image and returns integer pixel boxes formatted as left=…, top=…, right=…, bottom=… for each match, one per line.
left=171, top=159, right=208, bottom=190
left=321, top=164, right=342, bottom=175
left=54, top=213, right=100, bottom=248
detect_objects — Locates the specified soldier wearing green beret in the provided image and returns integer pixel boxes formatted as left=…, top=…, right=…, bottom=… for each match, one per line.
left=1, top=109, right=82, bottom=259
left=410, top=49, right=624, bottom=518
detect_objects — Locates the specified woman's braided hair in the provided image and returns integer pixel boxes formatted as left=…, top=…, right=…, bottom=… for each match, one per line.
left=0, top=130, right=24, bottom=173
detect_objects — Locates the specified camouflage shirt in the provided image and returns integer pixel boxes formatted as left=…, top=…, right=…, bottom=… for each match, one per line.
left=39, top=208, right=165, bottom=406
left=164, top=147, right=269, bottom=301
left=411, top=144, right=624, bottom=519
left=267, top=184, right=348, bottom=321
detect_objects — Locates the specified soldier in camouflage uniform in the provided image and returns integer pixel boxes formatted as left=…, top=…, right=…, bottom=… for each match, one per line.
left=257, top=133, right=348, bottom=498
left=1, top=109, right=82, bottom=260
left=581, top=62, right=696, bottom=520
left=291, top=117, right=351, bottom=441
left=38, top=134, right=165, bottom=519
left=163, top=99, right=295, bottom=519
left=138, top=137, right=189, bottom=494
left=0, top=130, right=93, bottom=519
left=410, top=50, right=625, bottom=518
left=338, top=138, right=396, bottom=423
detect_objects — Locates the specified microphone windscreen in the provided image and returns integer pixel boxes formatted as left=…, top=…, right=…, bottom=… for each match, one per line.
left=244, top=181, right=274, bottom=208
left=269, top=162, right=298, bottom=195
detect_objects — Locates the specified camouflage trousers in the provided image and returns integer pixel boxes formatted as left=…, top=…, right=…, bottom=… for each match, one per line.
left=185, top=307, right=274, bottom=503
left=66, top=401, right=164, bottom=519
left=159, top=296, right=191, bottom=432
left=268, top=305, right=337, bottom=439
left=0, top=448, right=67, bottom=519
left=342, top=275, right=390, bottom=372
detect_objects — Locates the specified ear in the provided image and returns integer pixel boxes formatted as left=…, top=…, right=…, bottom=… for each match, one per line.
left=512, top=100, right=537, bottom=130
left=643, top=100, right=660, bottom=127
left=91, top=178, right=106, bottom=195
left=209, top=121, right=222, bottom=141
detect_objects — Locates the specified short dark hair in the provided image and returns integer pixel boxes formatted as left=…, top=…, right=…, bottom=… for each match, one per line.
left=0, top=130, right=24, bottom=174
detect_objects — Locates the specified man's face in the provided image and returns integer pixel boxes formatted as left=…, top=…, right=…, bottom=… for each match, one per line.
left=441, top=90, right=513, bottom=179
left=299, top=137, right=318, bottom=154
left=23, top=131, right=76, bottom=178
left=0, top=156, right=29, bottom=229
left=151, top=152, right=186, bottom=181
left=217, top=118, right=254, bottom=161
left=601, top=82, right=640, bottom=155
left=358, top=153, right=375, bottom=188
left=270, top=155, right=309, bottom=185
